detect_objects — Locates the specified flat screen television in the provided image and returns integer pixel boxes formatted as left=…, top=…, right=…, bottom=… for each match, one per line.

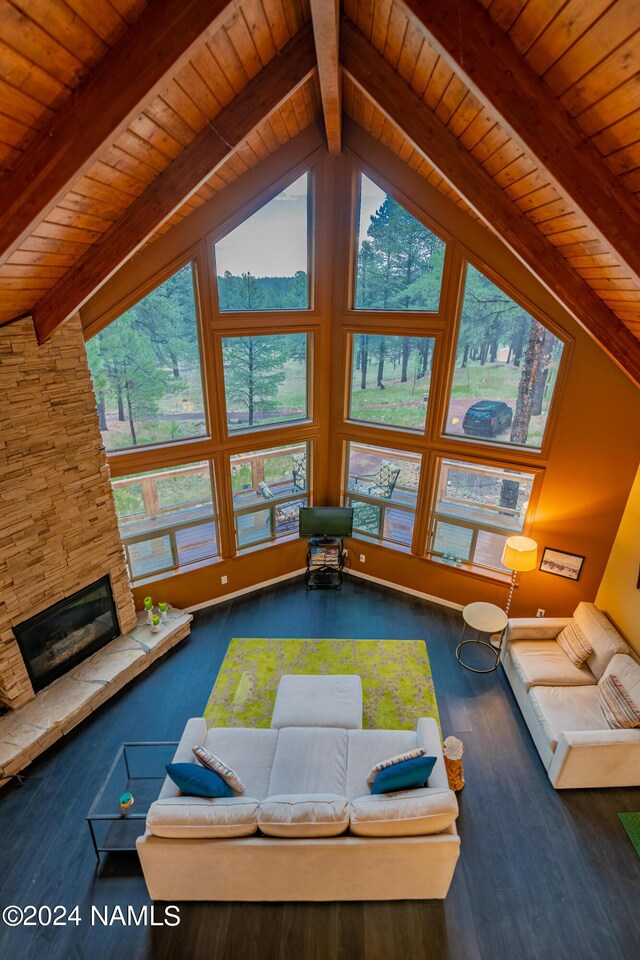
left=298, top=506, right=353, bottom=541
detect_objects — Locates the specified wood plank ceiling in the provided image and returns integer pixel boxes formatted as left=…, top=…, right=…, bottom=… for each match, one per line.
left=340, top=0, right=640, bottom=364
left=0, top=0, right=639, bottom=385
left=0, top=0, right=315, bottom=327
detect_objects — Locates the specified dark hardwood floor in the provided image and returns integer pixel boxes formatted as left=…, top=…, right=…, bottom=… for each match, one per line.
left=0, top=577, right=638, bottom=960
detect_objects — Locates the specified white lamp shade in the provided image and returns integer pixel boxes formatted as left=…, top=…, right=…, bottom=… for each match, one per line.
left=501, top=536, right=538, bottom=573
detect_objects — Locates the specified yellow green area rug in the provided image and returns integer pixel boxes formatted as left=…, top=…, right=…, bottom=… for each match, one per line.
left=203, top=638, right=439, bottom=731
left=618, top=813, right=640, bottom=858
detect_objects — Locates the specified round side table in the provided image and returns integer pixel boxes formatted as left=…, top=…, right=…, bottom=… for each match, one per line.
left=456, top=602, right=508, bottom=674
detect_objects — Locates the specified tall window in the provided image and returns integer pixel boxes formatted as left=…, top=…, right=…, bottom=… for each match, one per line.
left=446, top=265, right=563, bottom=450
left=230, top=442, right=309, bottom=550
left=215, top=173, right=310, bottom=311
left=428, top=459, right=534, bottom=571
left=354, top=174, right=445, bottom=311
left=111, top=462, right=218, bottom=580
left=86, top=263, right=206, bottom=451
left=222, top=333, right=308, bottom=432
left=349, top=334, right=435, bottom=432
left=345, top=442, right=421, bottom=549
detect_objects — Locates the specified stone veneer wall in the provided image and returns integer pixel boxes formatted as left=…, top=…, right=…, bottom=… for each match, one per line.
left=0, top=314, right=137, bottom=709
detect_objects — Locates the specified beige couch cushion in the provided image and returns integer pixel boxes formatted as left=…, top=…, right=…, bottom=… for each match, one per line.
left=598, top=654, right=640, bottom=729
left=203, top=727, right=279, bottom=801
left=508, top=640, right=596, bottom=691
left=271, top=674, right=363, bottom=729
left=528, top=685, right=608, bottom=751
left=556, top=622, right=593, bottom=666
left=600, top=653, right=640, bottom=709
left=147, top=796, right=259, bottom=839
left=574, top=602, right=628, bottom=679
left=349, top=788, right=458, bottom=838
left=268, top=727, right=348, bottom=796
left=258, top=794, right=349, bottom=838
left=346, top=729, right=417, bottom=800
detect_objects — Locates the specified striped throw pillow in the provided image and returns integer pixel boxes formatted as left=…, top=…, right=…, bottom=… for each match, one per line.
left=557, top=622, right=593, bottom=666
left=597, top=675, right=640, bottom=730
left=366, top=747, right=426, bottom=786
left=192, top=745, right=245, bottom=794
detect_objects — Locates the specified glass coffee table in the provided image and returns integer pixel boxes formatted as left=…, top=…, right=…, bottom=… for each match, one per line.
left=86, top=741, right=178, bottom=860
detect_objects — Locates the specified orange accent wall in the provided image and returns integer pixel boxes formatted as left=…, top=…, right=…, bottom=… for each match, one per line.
left=83, top=123, right=640, bottom=621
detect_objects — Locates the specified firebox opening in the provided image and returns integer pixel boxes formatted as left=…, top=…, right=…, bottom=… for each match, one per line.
left=13, top=576, right=120, bottom=693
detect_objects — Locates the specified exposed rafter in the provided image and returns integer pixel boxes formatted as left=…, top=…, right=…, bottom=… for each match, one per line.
left=0, top=0, right=240, bottom=267
left=399, top=0, right=640, bottom=289
left=32, top=26, right=316, bottom=344
left=341, top=18, right=640, bottom=388
left=309, top=0, right=341, bottom=154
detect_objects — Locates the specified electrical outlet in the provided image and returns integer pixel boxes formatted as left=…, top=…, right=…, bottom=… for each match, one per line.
left=359, top=554, right=366, bottom=563
left=221, top=575, right=228, bottom=585
left=536, top=608, right=545, bottom=618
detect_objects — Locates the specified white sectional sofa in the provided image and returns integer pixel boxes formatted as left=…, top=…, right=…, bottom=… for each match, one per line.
left=501, top=602, right=640, bottom=789
left=136, top=675, right=460, bottom=901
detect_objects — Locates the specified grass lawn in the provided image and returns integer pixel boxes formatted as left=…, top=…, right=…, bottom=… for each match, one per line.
left=350, top=375, right=428, bottom=429
left=101, top=365, right=207, bottom=451
left=225, top=359, right=307, bottom=431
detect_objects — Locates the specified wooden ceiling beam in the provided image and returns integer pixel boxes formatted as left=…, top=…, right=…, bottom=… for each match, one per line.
left=341, top=19, right=640, bottom=387
left=399, top=0, right=640, bottom=288
left=32, top=27, right=316, bottom=344
left=309, top=0, right=341, bottom=154
left=0, top=0, right=241, bottom=267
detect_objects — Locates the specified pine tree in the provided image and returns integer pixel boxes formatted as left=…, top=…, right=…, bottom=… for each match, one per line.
left=89, top=314, right=177, bottom=446
left=223, top=335, right=287, bottom=426
left=129, top=264, right=198, bottom=379
left=357, top=194, right=445, bottom=310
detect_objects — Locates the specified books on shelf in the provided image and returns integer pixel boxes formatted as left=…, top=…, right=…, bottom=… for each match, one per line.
left=309, top=546, right=340, bottom=567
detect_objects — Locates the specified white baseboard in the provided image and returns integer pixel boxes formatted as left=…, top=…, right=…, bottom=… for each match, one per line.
left=185, top=568, right=307, bottom=613
left=185, top=567, right=463, bottom=615
left=348, top=569, right=464, bottom=611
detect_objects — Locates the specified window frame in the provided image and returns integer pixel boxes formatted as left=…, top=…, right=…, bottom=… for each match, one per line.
left=349, top=166, right=452, bottom=318
left=343, top=327, right=442, bottom=438
left=425, top=451, right=543, bottom=576
left=218, top=330, right=314, bottom=439
left=342, top=438, right=424, bottom=553
left=439, top=254, right=573, bottom=460
left=86, top=253, right=211, bottom=456
left=229, top=440, right=312, bottom=553
left=111, top=460, right=220, bottom=582
left=210, top=169, right=315, bottom=316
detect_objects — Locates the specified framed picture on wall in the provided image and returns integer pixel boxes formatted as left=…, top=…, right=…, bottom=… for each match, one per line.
left=540, top=547, right=585, bottom=581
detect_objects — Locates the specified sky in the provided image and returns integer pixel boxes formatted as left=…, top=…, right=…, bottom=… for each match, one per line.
left=213, top=172, right=388, bottom=277
left=358, top=174, right=387, bottom=245
left=214, top=173, right=309, bottom=277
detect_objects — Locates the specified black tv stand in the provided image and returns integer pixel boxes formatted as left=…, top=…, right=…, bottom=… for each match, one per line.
left=305, top=537, right=345, bottom=590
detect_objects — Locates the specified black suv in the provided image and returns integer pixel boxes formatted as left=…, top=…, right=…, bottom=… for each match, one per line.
left=462, top=400, right=513, bottom=438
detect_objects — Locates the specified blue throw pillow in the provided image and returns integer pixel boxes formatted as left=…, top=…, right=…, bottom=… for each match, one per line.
left=166, top=762, right=233, bottom=798
left=371, top=755, right=437, bottom=794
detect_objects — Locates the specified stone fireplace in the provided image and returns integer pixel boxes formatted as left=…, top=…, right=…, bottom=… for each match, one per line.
left=0, top=314, right=137, bottom=710
left=13, top=575, right=120, bottom=694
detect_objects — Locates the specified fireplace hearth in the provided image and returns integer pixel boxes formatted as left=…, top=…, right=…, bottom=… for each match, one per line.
left=13, top=576, right=120, bottom=693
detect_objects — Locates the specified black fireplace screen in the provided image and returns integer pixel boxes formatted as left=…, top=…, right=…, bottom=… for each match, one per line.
left=13, top=576, right=120, bottom=692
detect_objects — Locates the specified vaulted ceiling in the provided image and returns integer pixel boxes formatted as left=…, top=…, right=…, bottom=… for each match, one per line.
left=0, top=0, right=639, bottom=386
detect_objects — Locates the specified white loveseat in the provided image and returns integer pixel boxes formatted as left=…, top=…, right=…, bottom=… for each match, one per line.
left=136, top=675, right=460, bottom=901
left=501, top=602, right=640, bottom=789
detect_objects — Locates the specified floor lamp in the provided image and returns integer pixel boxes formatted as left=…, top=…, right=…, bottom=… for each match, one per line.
left=501, top=536, right=538, bottom=617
